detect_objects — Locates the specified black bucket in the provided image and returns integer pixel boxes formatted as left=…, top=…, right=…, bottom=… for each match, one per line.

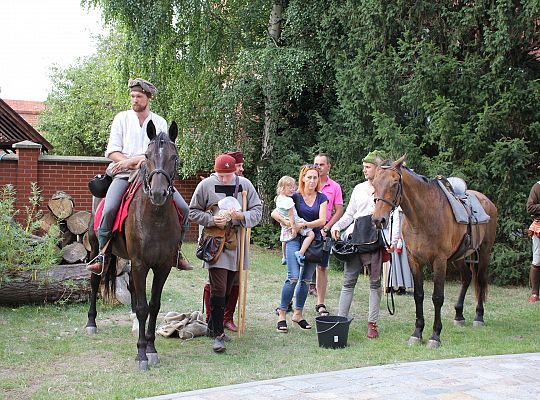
left=315, top=315, right=353, bottom=349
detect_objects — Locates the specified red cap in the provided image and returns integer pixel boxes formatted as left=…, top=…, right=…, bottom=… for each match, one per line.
left=226, top=151, right=244, bottom=164
left=214, top=154, right=237, bottom=173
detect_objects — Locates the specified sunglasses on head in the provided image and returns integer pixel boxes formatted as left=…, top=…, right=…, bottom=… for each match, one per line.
left=304, top=163, right=319, bottom=169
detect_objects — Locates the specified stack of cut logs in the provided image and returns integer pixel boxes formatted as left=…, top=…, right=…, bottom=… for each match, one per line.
left=39, top=191, right=91, bottom=263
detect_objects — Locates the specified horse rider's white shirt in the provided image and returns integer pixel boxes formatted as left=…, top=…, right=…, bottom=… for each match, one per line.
left=331, top=180, right=400, bottom=239
left=105, top=110, right=168, bottom=158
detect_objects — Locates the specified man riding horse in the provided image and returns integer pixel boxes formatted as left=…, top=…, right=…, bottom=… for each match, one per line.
left=87, top=78, right=191, bottom=274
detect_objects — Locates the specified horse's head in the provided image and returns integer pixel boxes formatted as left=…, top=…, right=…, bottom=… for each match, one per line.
left=143, top=120, right=179, bottom=206
left=372, top=154, right=406, bottom=229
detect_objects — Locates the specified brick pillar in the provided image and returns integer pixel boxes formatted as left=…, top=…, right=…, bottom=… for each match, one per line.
left=13, top=140, right=42, bottom=222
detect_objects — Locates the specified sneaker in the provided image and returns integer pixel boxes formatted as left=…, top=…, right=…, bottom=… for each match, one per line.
left=281, top=257, right=287, bottom=265
left=224, top=320, right=238, bottom=332
left=294, top=251, right=305, bottom=266
left=367, top=321, right=379, bottom=339
left=528, top=294, right=538, bottom=303
left=212, top=334, right=227, bottom=353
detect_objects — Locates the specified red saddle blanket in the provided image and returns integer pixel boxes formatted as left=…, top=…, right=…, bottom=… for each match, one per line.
left=94, top=181, right=182, bottom=234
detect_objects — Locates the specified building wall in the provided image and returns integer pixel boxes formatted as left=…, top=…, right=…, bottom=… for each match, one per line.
left=1, top=142, right=200, bottom=241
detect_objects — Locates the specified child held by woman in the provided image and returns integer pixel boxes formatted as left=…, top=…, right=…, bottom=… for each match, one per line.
left=275, top=176, right=315, bottom=266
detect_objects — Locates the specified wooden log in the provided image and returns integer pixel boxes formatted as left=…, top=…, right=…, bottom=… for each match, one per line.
left=39, top=212, right=58, bottom=233
left=82, top=232, right=91, bottom=252
left=0, top=263, right=91, bottom=305
left=61, top=230, right=76, bottom=248
left=48, top=191, right=74, bottom=220
left=62, top=242, right=88, bottom=263
left=66, top=211, right=91, bottom=235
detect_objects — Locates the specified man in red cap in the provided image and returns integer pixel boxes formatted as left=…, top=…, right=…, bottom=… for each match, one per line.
left=190, top=154, right=262, bottom=353
left=202, top=151, right=246, bottom=332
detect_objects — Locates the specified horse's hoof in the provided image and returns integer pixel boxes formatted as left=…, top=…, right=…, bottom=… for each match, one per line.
left=407, top=336, right=421, bottom=346
left=426, top=339, right=440, bottom=349
left=85, top=326, right=97, bottom=335
left=473, top=320, right=485, bottom=328
left=136, top=360, right=149, bottom=371
left=147, top=353, right=159, bottom=366
left=453, top=319, right=466, bottom=327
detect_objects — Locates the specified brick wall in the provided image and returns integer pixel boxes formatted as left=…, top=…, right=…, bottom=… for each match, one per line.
left=0, top=141, right=200, bottom=241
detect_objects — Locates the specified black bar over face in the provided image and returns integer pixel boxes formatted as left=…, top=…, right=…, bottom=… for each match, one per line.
left=215, top=184, right=243, bottom=197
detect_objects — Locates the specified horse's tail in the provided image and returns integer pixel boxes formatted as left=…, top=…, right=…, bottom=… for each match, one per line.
left=102, top=254, right=117, bottom=302
left=471, top=259, right=488, bottom=304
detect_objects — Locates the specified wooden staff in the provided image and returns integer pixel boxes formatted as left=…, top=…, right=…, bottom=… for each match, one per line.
left=241, top=226, right=251, bottom=335
left=237, top=191, right=248, bottom=338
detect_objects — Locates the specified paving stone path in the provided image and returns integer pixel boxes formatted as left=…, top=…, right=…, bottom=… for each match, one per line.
left=140, top=352, right=540, bottom=400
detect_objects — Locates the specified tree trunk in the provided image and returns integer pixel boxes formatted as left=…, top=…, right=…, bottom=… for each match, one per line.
left=39, top=211, right=58, bottom=234
left=258, top=1, right=285, bottom=224
left=48, top=191, right=74, bottom=220
left=62, top=242, right=88, bottom=263
left=66, top=211, right=91, bottom=235
left=0, top=264, right=91, bottom=305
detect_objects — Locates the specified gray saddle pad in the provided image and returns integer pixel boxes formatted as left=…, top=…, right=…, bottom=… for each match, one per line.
left=437, top=180, right=491, bottom=224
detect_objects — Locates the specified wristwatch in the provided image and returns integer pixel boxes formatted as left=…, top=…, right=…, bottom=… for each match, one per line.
left=322, top=227, right=329, bottom=234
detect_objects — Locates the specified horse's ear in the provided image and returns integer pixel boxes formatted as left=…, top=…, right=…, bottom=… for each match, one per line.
left=169, top=121, right=178, bottom=142
left=393, top=154, right=407, bottom=169
left=147, top=120, right=156, bottom=140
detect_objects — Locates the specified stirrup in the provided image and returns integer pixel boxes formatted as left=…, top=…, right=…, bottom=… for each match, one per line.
left=86, top=254, right=107, bottom=275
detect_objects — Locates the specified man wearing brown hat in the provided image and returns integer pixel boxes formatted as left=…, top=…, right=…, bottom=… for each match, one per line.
left=190, top=154, right=262, bottom=352
left=87, top=78, right=192, bottom=273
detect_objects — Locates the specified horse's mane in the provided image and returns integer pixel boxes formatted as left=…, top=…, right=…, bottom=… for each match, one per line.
left=381, top=160, right=431, bottom=184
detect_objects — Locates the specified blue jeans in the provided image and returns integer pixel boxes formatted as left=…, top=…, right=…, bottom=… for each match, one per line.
left=279, top=237, right=317, bottom=311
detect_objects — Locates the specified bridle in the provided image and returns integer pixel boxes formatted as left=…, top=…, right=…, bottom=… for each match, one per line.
left=142, top=135, right=178, bottom=198
left=374, top=165, right=403, bottom=212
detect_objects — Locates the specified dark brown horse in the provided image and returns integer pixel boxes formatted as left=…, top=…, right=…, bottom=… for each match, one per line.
left=85, top=121, right=181, bottom=370
left=372, top=155, right=497, bottom=348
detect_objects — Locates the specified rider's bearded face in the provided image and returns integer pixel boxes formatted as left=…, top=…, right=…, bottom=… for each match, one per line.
left=130, top=91, right=150, bottom=112
left=363, top=162, right=377, bottom=181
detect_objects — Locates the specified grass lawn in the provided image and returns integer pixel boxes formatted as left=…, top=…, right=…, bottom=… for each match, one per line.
left=1, top=242, right=538, bottom=399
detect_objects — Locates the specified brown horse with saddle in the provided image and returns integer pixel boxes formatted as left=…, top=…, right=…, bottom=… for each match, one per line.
left=372, top=155, right=498, bottom=348
left=85, top=121, right=182, bottom=370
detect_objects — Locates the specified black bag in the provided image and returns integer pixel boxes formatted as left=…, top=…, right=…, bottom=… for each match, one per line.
left=350, top=215, right=383, bottom=254
left=196, top=226, right=226, bottom=264
left=88, top=174, right=112, bottom=198
left=303, top=239, right=324, bottom=264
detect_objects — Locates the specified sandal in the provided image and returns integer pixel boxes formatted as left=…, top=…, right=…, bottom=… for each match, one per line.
left=315, top=304, right=330, bottom=317
left=276, top=320, right=288, bottom=333
left=292, top=319, right=311, bottom=330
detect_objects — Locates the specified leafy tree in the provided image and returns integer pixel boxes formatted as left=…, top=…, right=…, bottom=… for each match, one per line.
left=316, top=1, right=540, bottom=284
left=39, top=32, right=127, bottom=156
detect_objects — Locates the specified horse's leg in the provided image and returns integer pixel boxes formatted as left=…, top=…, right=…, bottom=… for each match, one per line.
left=473, top=245, right=490, bottom=328
left=128, top=270, right=139, bottom=337
left=408, top=256, right=425, bottom=346
left=132, top=264, right=150, bottom=371
left=145, top=267, right=172, bottom=366
left=453, top=259, right=470, bottom=326
left=427, top=258, right=446, bottom=348
left=85, top=272, right=101, bottom=335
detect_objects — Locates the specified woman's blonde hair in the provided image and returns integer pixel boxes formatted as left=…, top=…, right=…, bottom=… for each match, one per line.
left=298, top=164, right=321, bottom=195
left=276, top=175, right=296, bottom=196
